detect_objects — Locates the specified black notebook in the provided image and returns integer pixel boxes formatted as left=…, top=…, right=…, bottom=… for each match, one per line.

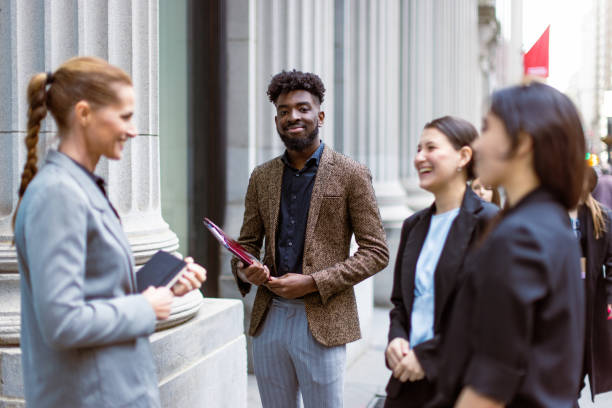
left=136, top=250, right=186, bottom=292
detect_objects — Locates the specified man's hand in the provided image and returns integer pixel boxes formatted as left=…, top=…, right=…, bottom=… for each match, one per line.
left=392, top=349, right=425, bottom=383
left=265, top=273, right=317, bottom=299
left=236, top=261, right=270, bottom=286
left=386, top=337, right=410, bottom=370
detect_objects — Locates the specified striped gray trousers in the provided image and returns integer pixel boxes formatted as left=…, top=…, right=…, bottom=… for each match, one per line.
left=252, top=297, right=346, bottom=408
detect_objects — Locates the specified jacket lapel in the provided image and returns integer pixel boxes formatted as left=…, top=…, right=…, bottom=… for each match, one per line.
left=433, top=188, right=482, bottom=327
left=99, top=213, right=137, bottom=292
left=402, top=211, right=433, bottom=306
left=303, top=145, right=334, bottom=256
left=46, top=150, right=137, bottom=292
left=266, top=157, right=284, bottom=268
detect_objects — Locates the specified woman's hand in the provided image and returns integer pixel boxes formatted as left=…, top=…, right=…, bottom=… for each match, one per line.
left=142, top=286, right=174, bottom=320
left=393, top=349, right=425, bottom=383
left=171, top=257, right=207, bottom=296
left=386, top=337, right=410, bottom=370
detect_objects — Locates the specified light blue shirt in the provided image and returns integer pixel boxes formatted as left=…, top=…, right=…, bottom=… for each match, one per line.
left=409, top=208, right=460, bottom=347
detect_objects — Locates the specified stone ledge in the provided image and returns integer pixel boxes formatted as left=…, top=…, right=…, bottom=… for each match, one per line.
left=0, top=298, right=247, bottom=407
left=0, top=347, right=22, bottom=400
left=151, top=298, right=244, bottom=380
left=159, top=335, right=246, bottom=407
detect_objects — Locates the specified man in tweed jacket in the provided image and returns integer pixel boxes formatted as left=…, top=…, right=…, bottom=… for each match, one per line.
left=231, top=70, right=389, bottom=407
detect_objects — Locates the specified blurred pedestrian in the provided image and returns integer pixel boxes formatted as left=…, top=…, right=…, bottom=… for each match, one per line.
left=430, top=81, right=586, bottom=408
left=592, top=172, right=612, bottom=209
left=384, top=116, right=498, bottom=407
left=12, top=56, right=206, bottom=408
left=569, top=165, right=612, bottom=402
left=471, top=177, right=501, bottom=207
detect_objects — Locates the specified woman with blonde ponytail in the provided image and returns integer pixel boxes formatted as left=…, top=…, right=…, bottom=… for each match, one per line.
left=12, top=57, right=206, bottom=408
left=569, top=165, right=612, bottom=401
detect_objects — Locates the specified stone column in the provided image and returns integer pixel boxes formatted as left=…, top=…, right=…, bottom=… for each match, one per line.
left=0, top=0, right=200, bottom=346
left=0, top=1, right=246, bottom=405
left=334, top=0, right=412, bottom=308
left=400, top=0, right=481, bottom=210
left=335, top=0, right=483, bottom=306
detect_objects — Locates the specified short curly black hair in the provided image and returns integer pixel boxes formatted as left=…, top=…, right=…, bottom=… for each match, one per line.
left=267, top=69, right=325, bottom=105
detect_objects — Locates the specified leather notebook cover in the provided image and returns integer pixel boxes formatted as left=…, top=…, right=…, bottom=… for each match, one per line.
left=136, top=250, right=186, bottom=292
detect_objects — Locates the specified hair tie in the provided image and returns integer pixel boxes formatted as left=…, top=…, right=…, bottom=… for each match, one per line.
left=45, top=71, right=54, bottom=86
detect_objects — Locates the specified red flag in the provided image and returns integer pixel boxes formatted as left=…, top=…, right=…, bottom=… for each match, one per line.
left=524, top=25, right=550, bottom=77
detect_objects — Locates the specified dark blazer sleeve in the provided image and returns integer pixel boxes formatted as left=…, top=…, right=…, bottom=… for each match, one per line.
left=230, top=170, right=265, bottom=296
left=310, top=165, right=389, bottom=303
left=464, top=225, right=548, bottom=403
left=602, top=208, right=612, bottom=305
left=388, top=219, right=410, bottom=343
left=413, top=334, right=442, bottom=381
left=387, top=218, right=415, bottom=343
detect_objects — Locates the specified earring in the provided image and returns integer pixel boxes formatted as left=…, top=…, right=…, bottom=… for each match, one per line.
left=456, top=166, right=462, bottom=172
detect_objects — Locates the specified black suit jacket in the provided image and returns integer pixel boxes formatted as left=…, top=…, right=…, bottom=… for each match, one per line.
left=430, top=188, right=585, bottom=408
left=385, top=187, right=498, bottom=405
left=579, top=204, right=612, bottom=397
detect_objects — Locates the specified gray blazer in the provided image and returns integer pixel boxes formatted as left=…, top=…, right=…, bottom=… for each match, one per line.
left=14, top=150, right=160, bottom=408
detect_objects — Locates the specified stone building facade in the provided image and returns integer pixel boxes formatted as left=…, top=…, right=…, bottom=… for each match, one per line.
left=0, top=1, right=245, bottom=406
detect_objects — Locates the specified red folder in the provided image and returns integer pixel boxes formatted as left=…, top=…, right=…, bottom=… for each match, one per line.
left=203, top=218, right=258, bottom=266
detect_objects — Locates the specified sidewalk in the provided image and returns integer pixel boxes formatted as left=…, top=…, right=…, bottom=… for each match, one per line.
left=247, top=307, right=612, bottom=408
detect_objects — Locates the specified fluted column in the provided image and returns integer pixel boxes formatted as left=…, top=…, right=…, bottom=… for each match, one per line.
left=337, top=0, right=410, bottom=220
left=335, top=0, right=411, bottom=306
left=0, top=0, right=201, bottom=347
left=400, top=0, right=481, bottom=210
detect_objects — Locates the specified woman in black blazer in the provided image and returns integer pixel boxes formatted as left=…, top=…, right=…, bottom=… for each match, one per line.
left=430, top=81, right=587, bottom=408
left=384, top=116, right=498, bottom=407
left=571, top=167, right=612, bottom=401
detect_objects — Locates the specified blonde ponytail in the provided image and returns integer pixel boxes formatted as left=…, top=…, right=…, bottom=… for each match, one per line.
left=12, top=72, right=50, bottom=229
left=585, top=193, right=607, bottom=240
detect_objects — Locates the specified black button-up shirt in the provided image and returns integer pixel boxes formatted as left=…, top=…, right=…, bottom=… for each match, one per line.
left=275, top=142, right=324, bottom=277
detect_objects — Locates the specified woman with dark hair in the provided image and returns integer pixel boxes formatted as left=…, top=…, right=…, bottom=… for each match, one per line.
left=384, top=116, right=498, bottom=407
left=570, top=165, right=612, bottom=402
left=12, top=57, right=206, bottom=407
left=471, top=177, right=502, bottom=207
left=430, top=81, right=586, bottom=408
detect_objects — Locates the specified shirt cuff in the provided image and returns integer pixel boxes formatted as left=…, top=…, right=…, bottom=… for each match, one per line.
left=464, top=353, right=525, bottom=403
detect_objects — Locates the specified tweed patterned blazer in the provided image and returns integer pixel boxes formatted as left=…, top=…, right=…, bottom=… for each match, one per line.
left=231, top=145, right=389, bottom=346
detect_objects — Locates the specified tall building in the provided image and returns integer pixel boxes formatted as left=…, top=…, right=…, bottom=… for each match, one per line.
left=595, top=0, right=612, bottom=156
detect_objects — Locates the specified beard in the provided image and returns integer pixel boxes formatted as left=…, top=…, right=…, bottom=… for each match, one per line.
left=278, top=124, right=319, bottom=152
